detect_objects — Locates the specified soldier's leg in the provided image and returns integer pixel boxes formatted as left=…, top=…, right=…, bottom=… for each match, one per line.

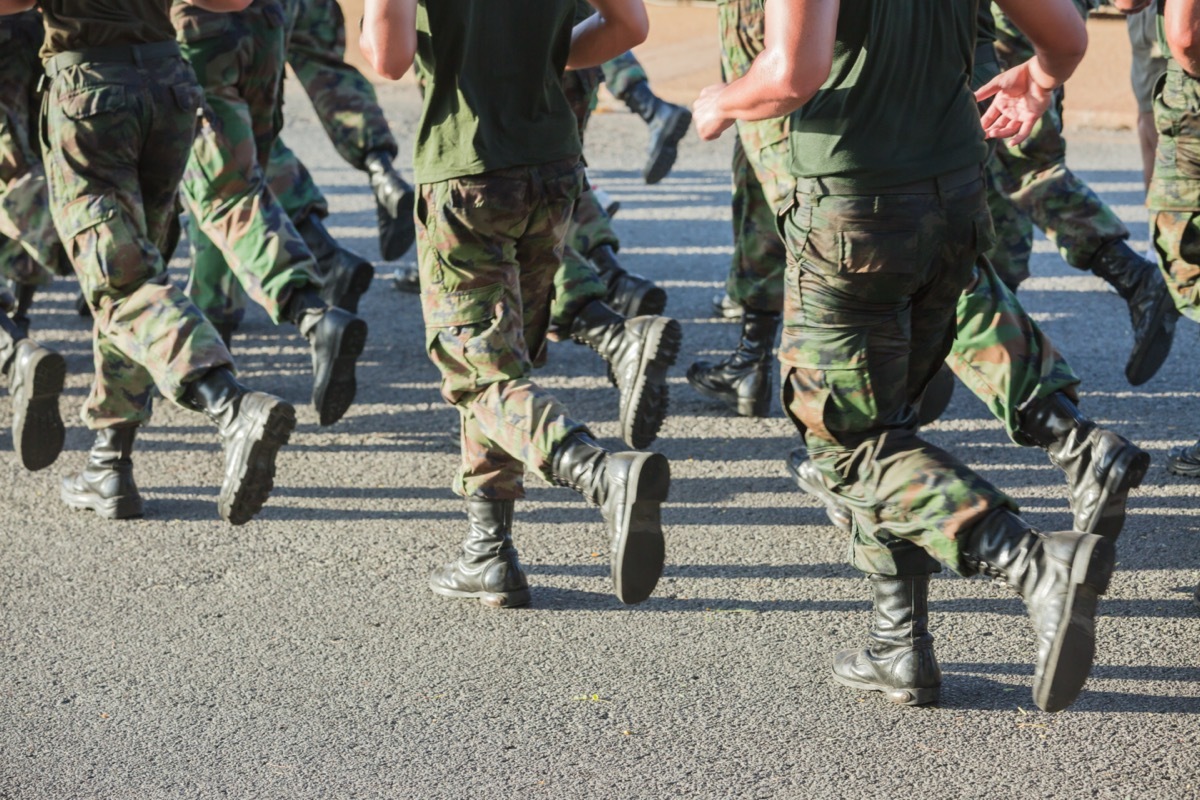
left=602, top=51, right=692, bottom=185
left=419, top=161, right=668, bottom=606
left=984, top=157, right=1035, bottom=291
left=1152, top=210, right=1200, bottom=475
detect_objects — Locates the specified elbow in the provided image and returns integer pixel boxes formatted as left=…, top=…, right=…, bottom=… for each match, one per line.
left=227, top=0, right=252, bottom=10
left=1168, top=25, right=1200, bottom=68
left=780, top=59, right=829, bottom=108
left=372, top=49, right=415, bottom=81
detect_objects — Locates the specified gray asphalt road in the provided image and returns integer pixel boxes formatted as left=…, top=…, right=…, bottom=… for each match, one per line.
left=2, top=82, right=1199, bottom=800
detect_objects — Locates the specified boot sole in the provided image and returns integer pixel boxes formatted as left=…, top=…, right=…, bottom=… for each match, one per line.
left=621, top=318, right=682, bottom=450
left=313, top=317, right=368, bottom=426
left=378, top=191, right=417, bottom=261
left=1166, top=447, right=1200, bottom=478
left=1033, top=535, right=1115, bottom=713
left=219, top=397, right=297, bottom=526
left=643, top=108, right=692, bottom=185
left=14, top=348, right=66, bottom=472
left=830, top=672, right=940, bottom=707
left=1125, top=290, right=1177, bottom=386
left=785, top=455, right=853, bottom=533
left=61, top=481, right=144, bottom=520
left=1081, top=443, right=1150, bottom=542
left=711, top=294, right=743, bottom=321
left=428, top=582, right=532, bottom=609
left=323, top=261, right=375, bottom=316
left=686, top=363, right=771, bottom=418
left=611, top=452, right=669, bottom=605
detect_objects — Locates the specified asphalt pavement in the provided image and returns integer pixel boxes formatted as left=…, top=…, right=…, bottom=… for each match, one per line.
left=2, top=83, right=1198, bottom=799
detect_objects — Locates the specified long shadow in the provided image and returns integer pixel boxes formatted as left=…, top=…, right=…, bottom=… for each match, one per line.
left=935, top=671, right=1199, bottom=714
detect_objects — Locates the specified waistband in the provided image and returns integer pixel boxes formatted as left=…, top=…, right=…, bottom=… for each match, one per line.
left=44, top=40, right=180, bottom=79
left=975, top=41, right=997, bottom=66
left=795, top=162, right=983, bottom=197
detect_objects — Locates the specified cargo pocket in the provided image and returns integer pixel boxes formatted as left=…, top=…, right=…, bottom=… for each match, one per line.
left=423, top=282, right=516, bottom=402
left=170, top=7, right=232, bottom=42
left=61, top=85, right=128, bottom=120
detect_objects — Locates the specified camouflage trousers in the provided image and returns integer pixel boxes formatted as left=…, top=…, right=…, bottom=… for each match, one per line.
left=42, top=55, right=231, bottom=429
left=417, top=159, right=588, bottom=499
left=175, top=1, right=317, bottom=328
left=600, top=51, right=647, bottom=100
left=281, top=0, right=398, bottom=170
left=1149, top=62, right=1200, bottom=322
left=0, top=11, right=66, bottom=288
left=779, top=176, right=1018, bottom=577
left=987, top=1, right=1128, bottom=288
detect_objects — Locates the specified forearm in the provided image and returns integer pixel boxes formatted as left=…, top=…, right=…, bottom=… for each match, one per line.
left=1166, top=0, right=1200, bottom=77
left=712, top=49, right=823, bottom=122
left=0, top=1, right=36, bottom=14
left=567, top=5, right=649, bottom=69
left=359, top=0, right=417, bottom=80
left=995, top=0, right=1087, bottom=89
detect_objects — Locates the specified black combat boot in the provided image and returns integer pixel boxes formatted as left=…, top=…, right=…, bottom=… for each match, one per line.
left=1088, top=239, right=1177, bottom=386
left=61, top=425, right=143, bottom=519
left=622, top=81, right=693, bottom=185
left=686, top=310, right=779, bottom=417
left=550, top=431, right=669, bottom=604
left=285, top=289, right=368, bottom=426
left=711, top=291, right=742, bottom=320
left=392, top=265, right=420, bottom=295
left=429, top=498, right=531, bottom=608
left=1018, top=392, right=1149, bottom=542
left=181, top=367, right=296, bottom=525
left=1, top=312, right=66, bottom=471
left=1166, top=438, right=1200, bottom=478
left=832, top=574, right=941, bottom=706
left=294, top=212, right=375, bottom=314
left=364, top=150, right=416, bottom=261
left=590, top=244, right=666, bottom=318
left=212, top=320, right=238, bottom=351
left=961, top=508, right=1115, bottom=712
left=75, top=293, right=92, bottom=318
left=12, top=283, right=36, bottom=335
left=568, top=300, right=681, bottom=450
left=915, top=364, right=955, bottom=426
left=786, top=447, right=852, bottom=532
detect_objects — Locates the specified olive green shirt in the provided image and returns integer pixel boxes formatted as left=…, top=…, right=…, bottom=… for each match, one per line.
left=412, top=0, right=582, bottom=184
left=40, top=0, right=175, bottom=60
left=788, top=0, right=986, bottom=190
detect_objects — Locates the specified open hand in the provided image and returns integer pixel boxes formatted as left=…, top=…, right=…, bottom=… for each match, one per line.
left=974, top=61, right=1055, bottom=146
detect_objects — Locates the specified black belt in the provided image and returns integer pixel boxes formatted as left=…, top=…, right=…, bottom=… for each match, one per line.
left=44, top=40, right=180, bottom=79
left=795, top=163, right=984, bottom=197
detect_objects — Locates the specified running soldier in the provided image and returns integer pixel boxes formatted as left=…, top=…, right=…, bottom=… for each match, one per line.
left=599, top=51, right=692, bottom=184
left=17, top=0, right=297, bottom=524
left=694, top=0, right=1115, bottom=712
left=362, top=0, right=670, bottom=608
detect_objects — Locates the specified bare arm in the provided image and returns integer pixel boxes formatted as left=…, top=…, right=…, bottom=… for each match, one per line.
left=1165, top=0, right=1200, bottom=76
left=692, top=0, right=838, bottom=141
left=359, top=0, right=417, bottom=80
left=186, top=0, right=253, bottom=11
left=976, top=0, right=1087, bottom=143
left=0, top=1, right=37, bottom=13
left=567, top=0, right=649, bottom=69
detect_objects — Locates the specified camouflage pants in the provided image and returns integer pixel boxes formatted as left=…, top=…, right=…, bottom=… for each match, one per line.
left=417, top=160, right=588, bottom=499
left=0, top=11, right=65, bottom=288
left=282, top=0, right=398, bottom=170
left=42, top=55, right=231, bottom=429
left=987, top=1, right=1128, bottom=288
left=779, top=177, right=1018, bottom=577
left=1149, top=62, right=1200, bottom=322
left=600, top=51, right=647, bottom=101
left=175, top=1, right=317, bottom=328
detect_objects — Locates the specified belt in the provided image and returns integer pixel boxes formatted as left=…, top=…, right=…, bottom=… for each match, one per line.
left=795, top=163, right=984, bottom=197
left=44, top=40, right=180, bottom=79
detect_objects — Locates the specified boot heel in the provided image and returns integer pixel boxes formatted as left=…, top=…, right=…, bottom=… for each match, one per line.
left=1072, top=534, right=1115, bottom=595
left=737, top=390, right=771, bottom=418
left=886, top=686, right=939, bottom=706
left=612, top=452, right=669, bottom=605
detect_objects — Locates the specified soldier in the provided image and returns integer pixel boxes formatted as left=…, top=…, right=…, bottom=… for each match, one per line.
left=16, top=0, right=297, bottom=524
left=362, top=0, right=669, bottom=608
left=174, top=0, right=369, bottom=427
left=694, top=0, right=1114, bottom=712
left=988, top=0, right=1176, bottom=387
left=0, top=9, right=69, bottom=332
left=1148, top=0, right=1200, bottom=479
left=600, top=51, right=692, bottom=185
left=273, top=0, right=415, bottom=262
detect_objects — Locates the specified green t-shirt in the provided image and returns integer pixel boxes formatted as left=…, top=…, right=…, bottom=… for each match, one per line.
left=412, top=0, right=583, bottom=185
left=40, top=0, right=175, bottom=60
left=788, top=0, right=986, bottom=190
